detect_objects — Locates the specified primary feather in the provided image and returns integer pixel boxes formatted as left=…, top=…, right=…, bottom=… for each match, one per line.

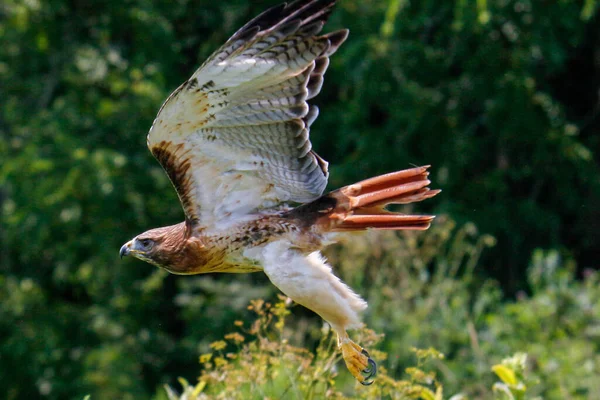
left=147, top=0, right=348, bottom=228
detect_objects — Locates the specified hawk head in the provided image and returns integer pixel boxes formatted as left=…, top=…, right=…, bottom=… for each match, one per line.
left=119, top=221, right=226, bottom=275
left=121, top=229, right=166, bottom=266
left=120, top=222, right=189, bottom=271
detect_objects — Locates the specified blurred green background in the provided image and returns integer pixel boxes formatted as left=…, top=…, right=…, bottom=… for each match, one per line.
left=1, top=0, right=599, bottom=398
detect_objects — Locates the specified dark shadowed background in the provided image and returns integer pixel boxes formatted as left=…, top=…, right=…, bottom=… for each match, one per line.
left=1, top=0, right=599, bottom=398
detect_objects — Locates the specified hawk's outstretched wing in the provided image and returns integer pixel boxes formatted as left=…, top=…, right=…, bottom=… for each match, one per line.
left=147, top=0, right=347, bottom=229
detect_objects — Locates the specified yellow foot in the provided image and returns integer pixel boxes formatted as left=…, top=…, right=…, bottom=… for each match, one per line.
left=340, top=340, right=377, bottom=385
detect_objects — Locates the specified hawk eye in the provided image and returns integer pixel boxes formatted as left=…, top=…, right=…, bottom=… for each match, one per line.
left=139, top=238, right=153, bottom=249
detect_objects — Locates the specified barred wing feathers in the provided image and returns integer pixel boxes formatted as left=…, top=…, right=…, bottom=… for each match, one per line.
left=147, top=0, right=347, bottom=228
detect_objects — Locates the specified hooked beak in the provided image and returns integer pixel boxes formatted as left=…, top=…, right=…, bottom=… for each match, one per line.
left=120, top=242, right=132, bottom=259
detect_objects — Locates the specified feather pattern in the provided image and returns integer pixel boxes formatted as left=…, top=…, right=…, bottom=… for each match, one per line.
left=147, top=0, right=347, bottom=228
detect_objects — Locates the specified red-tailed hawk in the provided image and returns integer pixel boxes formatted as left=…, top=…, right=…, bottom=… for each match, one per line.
left=120, top=0, right=439, bottom=385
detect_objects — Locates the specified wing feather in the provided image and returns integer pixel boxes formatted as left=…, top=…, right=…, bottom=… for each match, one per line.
left=147, top=0, right=346, bottom=228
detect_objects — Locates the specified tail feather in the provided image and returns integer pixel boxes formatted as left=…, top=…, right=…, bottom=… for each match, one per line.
left=312, top=165, right=440, bottom=232
left=332, top=214, right=435, bottom=231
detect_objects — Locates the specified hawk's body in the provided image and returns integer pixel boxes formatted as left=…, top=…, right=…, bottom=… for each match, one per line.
left=120, top=0, right=439, bottom=384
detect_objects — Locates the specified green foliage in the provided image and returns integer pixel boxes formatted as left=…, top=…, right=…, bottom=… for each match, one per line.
left=1, top=0, right=598, bottom=399
left=329, top=224, right=600, bottom=399
left=162, top=298, right=461, bottom=400
left=491, top=353, right=532, bottom=400
left=162, top=227, right=600, bottom=400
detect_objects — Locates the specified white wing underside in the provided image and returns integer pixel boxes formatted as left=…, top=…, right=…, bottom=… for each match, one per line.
left=245, top=240, right=367, bottom=331
left=146, top=0, right=348, bottom=229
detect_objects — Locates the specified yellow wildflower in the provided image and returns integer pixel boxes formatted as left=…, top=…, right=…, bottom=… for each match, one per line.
left=209, top=340, right=227, bottom=351
left=224, top=332, right=245, bottom=343
left=199, top=353, right=212, bottom=364
left=214, top=356, right=227, bottom=367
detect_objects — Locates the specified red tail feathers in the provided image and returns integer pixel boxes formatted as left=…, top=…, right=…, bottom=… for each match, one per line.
left=316, top=166, right=440, bottom=232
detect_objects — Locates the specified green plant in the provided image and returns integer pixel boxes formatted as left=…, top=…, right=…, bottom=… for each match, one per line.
left=164, top=297, right=549, bottom=400
left=165, top=298, right=456, bottom=400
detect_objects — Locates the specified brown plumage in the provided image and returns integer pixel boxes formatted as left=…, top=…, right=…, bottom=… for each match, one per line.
left=120, top=0, right=440, bottom=385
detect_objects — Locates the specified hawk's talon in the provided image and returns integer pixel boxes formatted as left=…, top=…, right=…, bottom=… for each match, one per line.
left=340, top=340, right=377, bottom=385
left=361, top=377, right=374, bottom=386
left=360, top=349, right=377, bottom=384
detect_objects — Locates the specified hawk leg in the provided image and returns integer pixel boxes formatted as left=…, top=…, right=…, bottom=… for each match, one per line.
left=338, top=331, right=377, bottom=385
left=255, top=242, right=377, bottom=384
